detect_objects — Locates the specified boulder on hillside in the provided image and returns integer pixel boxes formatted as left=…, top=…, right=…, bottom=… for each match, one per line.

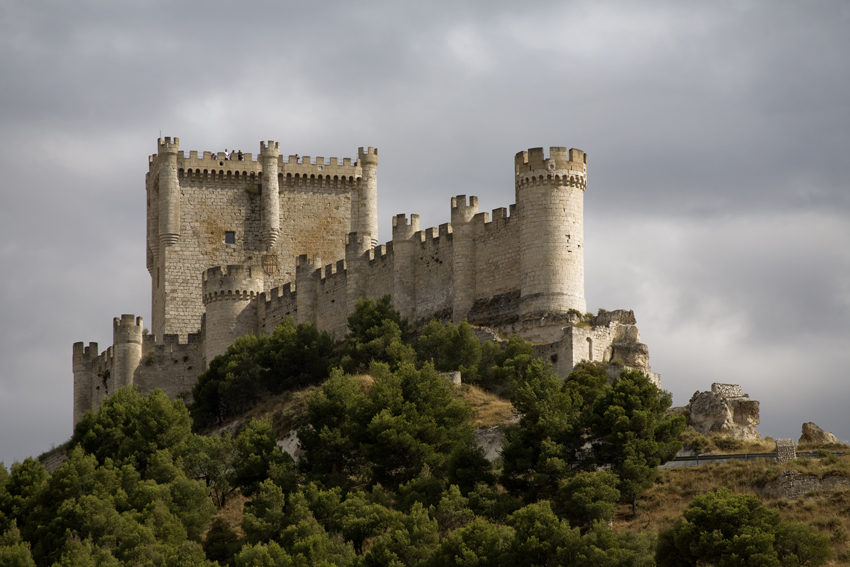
left=799, top=422, right=839, bottom=445
left=686, top=383, right=760, bottom=441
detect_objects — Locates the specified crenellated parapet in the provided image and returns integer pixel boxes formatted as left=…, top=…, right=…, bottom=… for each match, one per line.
left=514, top=146, right=586, bottom=179
left=202, top=265, right=264, bottom=304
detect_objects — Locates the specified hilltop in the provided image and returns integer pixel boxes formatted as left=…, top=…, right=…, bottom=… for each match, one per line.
left=3, top=299, right=846, bottom=566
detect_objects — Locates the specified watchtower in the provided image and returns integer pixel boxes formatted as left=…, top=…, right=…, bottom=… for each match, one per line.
left=515, top=147, right=587, bottom=317
left=112, top=314, right=143, bottom=391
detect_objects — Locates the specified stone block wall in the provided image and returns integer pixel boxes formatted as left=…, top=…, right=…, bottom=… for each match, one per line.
left=136, top=333, right=204, bottom=401
left=775, top=439, right=797, bottom=464
left=712, top=383, right=744, bottom=398
left=147, top=141, right=368, bottom=341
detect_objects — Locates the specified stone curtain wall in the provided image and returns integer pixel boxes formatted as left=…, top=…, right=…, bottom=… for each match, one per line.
left=315, top=261, right=350, bottom=340
left=136, top=334, right=203, bottom=401
left=472, top=209, right=521, bottom=301
left=259, top=284, right=297, bottom=334
left=409, top=228, right=454, bottom=322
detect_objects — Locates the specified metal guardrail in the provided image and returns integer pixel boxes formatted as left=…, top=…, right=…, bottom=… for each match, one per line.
left=665, top=451, right=847, bottom=466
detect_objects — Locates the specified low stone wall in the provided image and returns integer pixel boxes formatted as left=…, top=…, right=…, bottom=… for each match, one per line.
left=760, top=469, right=850, bottom=500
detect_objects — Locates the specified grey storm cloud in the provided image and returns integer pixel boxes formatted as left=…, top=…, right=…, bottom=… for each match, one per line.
left=1, top=0, right=849, bottom=464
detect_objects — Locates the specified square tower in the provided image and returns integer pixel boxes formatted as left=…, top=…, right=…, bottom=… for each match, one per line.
left=145, top=138, right=378, bottom=339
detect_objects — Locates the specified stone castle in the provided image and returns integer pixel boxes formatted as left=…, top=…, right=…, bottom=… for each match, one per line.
left=72, top=138, right=658, bottom=426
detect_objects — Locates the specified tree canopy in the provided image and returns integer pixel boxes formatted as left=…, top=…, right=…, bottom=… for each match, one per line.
left=3, top=299, right=819, bottom=566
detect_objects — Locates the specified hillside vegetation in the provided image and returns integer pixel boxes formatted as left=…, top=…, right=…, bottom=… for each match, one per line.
left=0, top=297, right=841, bottom=566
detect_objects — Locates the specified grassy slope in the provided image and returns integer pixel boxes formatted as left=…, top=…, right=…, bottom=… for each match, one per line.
left=618, top=455, right=850, bottom=565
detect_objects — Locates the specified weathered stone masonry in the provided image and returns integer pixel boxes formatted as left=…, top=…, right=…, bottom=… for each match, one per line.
left=73, top=140, right=659, bottom=425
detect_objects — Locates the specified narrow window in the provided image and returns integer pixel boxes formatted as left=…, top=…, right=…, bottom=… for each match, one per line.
left=225, top=231, right=235, bottom=244
left=587, top=337, right=593, bottom=361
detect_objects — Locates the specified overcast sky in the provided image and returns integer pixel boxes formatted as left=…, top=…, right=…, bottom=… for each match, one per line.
left=1, top=1, right=848, bottom=465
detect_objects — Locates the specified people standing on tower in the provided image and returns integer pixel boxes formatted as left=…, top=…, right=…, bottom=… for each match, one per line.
left=237, top=150, right=243, bottom=161
left=223, top=149, right=229, bottom=160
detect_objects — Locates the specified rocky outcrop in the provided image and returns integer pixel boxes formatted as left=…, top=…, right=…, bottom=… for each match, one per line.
left=474, top=426, right=505, bottom=462
left=760, top=469, right=850, bottom=500
left=277, top=429, right=304, bottom=461
left=686, top=383, right=760, bottom=440
left=799, top=422, right=839, bottom=446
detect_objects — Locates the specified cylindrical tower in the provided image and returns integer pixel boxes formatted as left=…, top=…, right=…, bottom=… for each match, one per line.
left=112, top=314, right=143, bottom=391
left=157, top=137, right=181, bottom=248
left=516, top=147, right=587, bottom=318
left=295, top=254, right=321, bottom=326
left=451, top=195, right=478, bottom=323
left=357, top=147, right=379, bottom=247
left=392, top=214, right=420, bottom=321
left=260, top=140, right=281, bottom=250
left=202, top=265, right=264, bottom=364
left=72, top=342, right=96, bottom=427
left=345, top=232, right=372, bottom=314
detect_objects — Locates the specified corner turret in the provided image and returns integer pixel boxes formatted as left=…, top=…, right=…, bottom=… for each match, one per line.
left=157, top=137, right=181, bottom=248
left=260, top=141, right=281, bottom=250
left=356, top=147, right=379, bottom=246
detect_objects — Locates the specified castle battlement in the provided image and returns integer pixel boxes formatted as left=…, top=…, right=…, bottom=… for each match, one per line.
left=75, top=137, right=660, bottom=428
left=357, top=146, right=378, bottom=166
left=451, top=194, right=479, bottom=218
left=150, top=145, right=365, bottom=184
left=157, top=136, right=179, bottom=154
left=202, top=265, right=263, bottom=305
left=514, top=146, right=586, bottom=174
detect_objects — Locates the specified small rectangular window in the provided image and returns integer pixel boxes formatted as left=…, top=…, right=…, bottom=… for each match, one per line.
left=225, top=231, right=235, bottom=244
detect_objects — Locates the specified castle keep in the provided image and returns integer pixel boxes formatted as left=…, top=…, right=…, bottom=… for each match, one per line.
left=73, top=138, right=657, bottom=426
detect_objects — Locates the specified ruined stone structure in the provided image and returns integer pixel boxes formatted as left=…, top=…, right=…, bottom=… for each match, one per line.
left=685, top=383, right=761, bottom=441
left=72, top=138, right=658, bottom=425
